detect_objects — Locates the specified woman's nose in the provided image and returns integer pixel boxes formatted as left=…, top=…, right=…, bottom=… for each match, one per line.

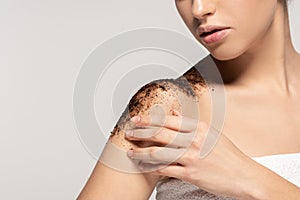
left=192, top=0, right=216, bottom=20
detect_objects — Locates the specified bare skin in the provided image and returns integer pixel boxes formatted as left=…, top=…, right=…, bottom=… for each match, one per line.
left=77, top=80, right=199, bottom=199
left=221, top=84, right=300, bottom=157
left=78, top=0, right=300, bottom=199
left=175, top=0, right=300, bottom=156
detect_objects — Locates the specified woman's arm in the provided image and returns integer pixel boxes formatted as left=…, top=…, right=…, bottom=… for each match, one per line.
left=77, top=80, right=194, bottom=200
left=244, top=160, right=300, bottom=200
left=77, top=161, right=159, bottom=199
left=124, top=112, right=300, bottom=199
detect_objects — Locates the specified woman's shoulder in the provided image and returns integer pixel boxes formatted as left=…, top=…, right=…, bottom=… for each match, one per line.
left=177, top=66, right=207, bottom=93
left=109, top=66, right=208, bottom=145
left=179, top=66, right=206, bottom=84
left=106, top=65, right=211, bottom=188
left=109, top=78, right=197, bottom=142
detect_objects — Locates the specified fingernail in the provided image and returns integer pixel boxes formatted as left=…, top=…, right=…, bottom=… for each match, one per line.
left=127, top=150, right=133, bottom=157
left=131, top=116, right=140, bottom=123
left=125, top=130, right=133, bottom=137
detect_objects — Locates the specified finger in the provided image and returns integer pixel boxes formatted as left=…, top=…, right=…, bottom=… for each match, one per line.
left=137, top=162, right=180, bottom=174
left=131, top=115, right=198, bottom=132
left=127, top=146, right=187, bottom=165
left=154, top=164, right=186, bottom=180
left=136, top=162, right=169, bottom=173
left=125, top=127, right=196, bottom=148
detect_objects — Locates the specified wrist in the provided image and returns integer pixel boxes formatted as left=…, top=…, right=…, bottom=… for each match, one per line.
left=238, top=157, right=300, bottom=200
left=235, top=157, right=274, bottom=200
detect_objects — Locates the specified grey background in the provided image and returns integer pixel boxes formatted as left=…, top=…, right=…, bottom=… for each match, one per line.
left=0, top=1, right=299, bottom=199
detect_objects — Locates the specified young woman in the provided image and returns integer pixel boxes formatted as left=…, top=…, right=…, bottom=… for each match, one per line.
left=78, top=0, right=300, bottom=199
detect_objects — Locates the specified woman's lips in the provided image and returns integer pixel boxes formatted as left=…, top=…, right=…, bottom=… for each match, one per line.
left=199, top=28, right=231, bottom=44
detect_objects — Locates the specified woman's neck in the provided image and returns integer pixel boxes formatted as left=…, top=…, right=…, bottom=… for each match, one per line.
left=214, top=3, right=300, bottom=96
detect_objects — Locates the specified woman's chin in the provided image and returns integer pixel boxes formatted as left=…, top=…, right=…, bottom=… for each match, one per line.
left=210, top=53, right=236, bottom=61
left=209, top=48, right=244, bottom=61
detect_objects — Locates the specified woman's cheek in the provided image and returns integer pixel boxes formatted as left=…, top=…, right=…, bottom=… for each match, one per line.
left=204, top=34, right=249, bottom=61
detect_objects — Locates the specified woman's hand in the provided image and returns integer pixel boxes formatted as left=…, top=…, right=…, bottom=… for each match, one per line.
left=125, top=111, right=262, bottom=199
